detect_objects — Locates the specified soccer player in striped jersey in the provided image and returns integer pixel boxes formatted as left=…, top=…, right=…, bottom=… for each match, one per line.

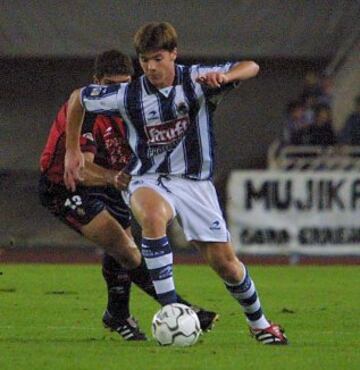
left=64, top=23, right=288, bottom=344
left=39, top=49, right=218, bottom=341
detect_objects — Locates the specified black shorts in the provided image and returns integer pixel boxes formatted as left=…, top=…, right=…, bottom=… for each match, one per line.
left=38, top=175, right=131, bottom=232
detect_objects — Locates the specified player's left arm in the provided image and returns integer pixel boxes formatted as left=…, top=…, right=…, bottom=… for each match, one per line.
left=196, top=61, right=260, bottom=88
left=79, top=152, right=131, bottom=189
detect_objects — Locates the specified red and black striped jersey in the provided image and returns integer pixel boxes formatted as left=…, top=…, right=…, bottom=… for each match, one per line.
left=91, top=115, right=132, bottom=171
left=40, top=101, right=132, bottom=183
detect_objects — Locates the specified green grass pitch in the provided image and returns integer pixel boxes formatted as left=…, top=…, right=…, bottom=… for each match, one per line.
left=0, top=264, right=359, bottom=370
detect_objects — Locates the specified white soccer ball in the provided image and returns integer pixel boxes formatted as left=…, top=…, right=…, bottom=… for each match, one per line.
left=151, top=303, right=202, bottom=346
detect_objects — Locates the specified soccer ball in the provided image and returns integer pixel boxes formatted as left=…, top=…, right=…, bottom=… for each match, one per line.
left=151, top=303, right=202, bottom=346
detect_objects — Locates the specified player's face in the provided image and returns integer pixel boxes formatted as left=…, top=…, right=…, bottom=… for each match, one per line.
left=95, top=74, right=131, bottom=85
left=139, top=49, right=177, bottom=89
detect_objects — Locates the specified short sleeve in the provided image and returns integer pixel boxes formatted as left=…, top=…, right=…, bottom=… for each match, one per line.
left=190, top=62, right=239, bottom=107
left=81, top=83, right=126, bottom=116
left=191, top=62, right=234, bottom=77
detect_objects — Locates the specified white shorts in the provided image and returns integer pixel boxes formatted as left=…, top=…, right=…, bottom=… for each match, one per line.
left=124, top=174, right=230, bottom=242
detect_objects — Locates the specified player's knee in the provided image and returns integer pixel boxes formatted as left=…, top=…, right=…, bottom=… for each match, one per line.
left=117, top=252, right=140, bottom=270
left=82, top=216, right=140, bottom=268
left=139, top=212, right=168, bottom=235
left=107, top=241, right=140, bottom=269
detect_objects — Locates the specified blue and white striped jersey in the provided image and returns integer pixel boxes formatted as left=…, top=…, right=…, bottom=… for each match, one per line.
left=81, top=63, right=236, bottom=180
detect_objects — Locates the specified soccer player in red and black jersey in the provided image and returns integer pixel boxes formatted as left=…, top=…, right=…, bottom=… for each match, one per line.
left=39, top=50, right=218, bottom=340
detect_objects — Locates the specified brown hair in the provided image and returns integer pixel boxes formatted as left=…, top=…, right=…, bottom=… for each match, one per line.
left=94, top=50, right=134, bottom=79
left=134, top=22, right=177, bottom=55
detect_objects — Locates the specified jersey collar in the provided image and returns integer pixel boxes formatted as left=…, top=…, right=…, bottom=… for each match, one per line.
left=143, top=65, right=181, bottom=97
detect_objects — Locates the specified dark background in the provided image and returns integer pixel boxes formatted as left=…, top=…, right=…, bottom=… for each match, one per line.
left=0, top=1, right=359, bottom=249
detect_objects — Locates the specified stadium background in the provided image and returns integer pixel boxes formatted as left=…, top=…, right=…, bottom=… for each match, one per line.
left=0, top=1, right=359, bottom=262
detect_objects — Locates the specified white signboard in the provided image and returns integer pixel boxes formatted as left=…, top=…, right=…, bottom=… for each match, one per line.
left=227, top=171, right=360, bottom=255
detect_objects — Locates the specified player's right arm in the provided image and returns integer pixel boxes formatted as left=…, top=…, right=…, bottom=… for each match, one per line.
left=64, top=88, right=85, bottom=191
left=64, top=84, right=124, bottom=191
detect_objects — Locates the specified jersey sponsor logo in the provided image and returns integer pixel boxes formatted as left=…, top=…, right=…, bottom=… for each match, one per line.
left=147, top=142, right=179, bottom=156
left=100, top=132, right=130, bottom=168
left=145, top=116, right=190, bottom=146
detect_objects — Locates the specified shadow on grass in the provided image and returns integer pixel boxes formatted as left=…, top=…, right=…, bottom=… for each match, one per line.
left=44, top=291, right=78, bottom=295
left=0, top=288, right=16, bottom=293
left=0, top=336, right=150, bottom=345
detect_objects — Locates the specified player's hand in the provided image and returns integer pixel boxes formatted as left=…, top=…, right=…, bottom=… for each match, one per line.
left=64, top=149, right=85, bottom=192
left=114, top=171, right=132, bottom=190
left=196, top=72, right=229, bottom=88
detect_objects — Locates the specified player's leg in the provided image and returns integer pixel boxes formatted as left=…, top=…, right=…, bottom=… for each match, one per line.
left=193, top=240, right=268, bottom=333
left=129, top=182, right=219, bottom=330
left=80, top=185, right=217, bottom=337
left=101, top=251, right=136, bottom=317
left=101, top=253, right=131, bottom=319
left=100, top=253, right=139, bottom=339
left=38, top=177, right=138, bottom=268
left=100, top=252, right=148, bottom=341
left=38, top=179, right=146, bottom=340
left=130, top=184, right=178, bottom=306
left=80, top=209, right=140, bottom=268
left=90, top=187, right=163, bottom=304
left=193, top=241, right=287, bottom=344
left=76, top=209, right=154, bottom=340
left=174, top=178, right=288, bottom=344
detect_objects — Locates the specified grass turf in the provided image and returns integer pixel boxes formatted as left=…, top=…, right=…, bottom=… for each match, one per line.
left=0, top=264, right=359, bottom=370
